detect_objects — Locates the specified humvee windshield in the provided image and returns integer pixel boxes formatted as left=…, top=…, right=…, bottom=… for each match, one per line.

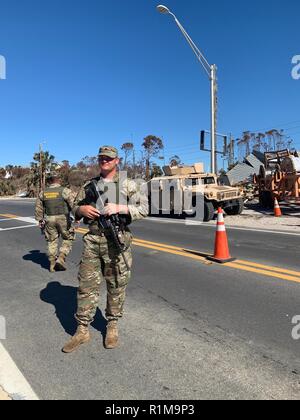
left=202, top=177, right=216, bottom=185
left=184, top=179, right=199, bottom=187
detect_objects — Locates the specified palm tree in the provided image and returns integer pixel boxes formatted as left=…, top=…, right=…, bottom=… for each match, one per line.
left=31, top=150, right=55, bottom=192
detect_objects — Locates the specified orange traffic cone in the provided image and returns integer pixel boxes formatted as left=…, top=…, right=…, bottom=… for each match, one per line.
left=207, top=208, right=236, bottom=264
left=274, top=198, right=282, bottom=217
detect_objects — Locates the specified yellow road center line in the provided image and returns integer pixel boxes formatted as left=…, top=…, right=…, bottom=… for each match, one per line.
left=76, top=231, right=208, bottom=257
left=133, top=240, right=300, bottom=282
left=235, top=259, right=300, bottom=277
left=75, top=228, right=208, bottom=263
left=3, top=213, right=300, bottom=284
left=76, top=228, right=88, bottom=233
left=225, top=262, right=300, bottom=284
left=75, top=228, right=300, bottom=281
left=133, top=237, right=186, bottom=252
left=132, top=241, right=209, bottom=264
left=134, top=239, right=300, bottom=280
left=0, top=214, right=19, bottom=219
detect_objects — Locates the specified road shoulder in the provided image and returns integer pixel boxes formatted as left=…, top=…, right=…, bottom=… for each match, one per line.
left=0, top=343, right=39, bottom=400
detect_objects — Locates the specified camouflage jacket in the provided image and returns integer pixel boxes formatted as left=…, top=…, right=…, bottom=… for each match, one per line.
left=73, top=174, right=149, bottom=226
left=35, top=183, right=76, bottom=222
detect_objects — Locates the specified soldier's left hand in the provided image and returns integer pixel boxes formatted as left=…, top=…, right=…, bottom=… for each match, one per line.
left=104, top=203, right=129, bottom=216
left=104, top=203, right=119, bottom=216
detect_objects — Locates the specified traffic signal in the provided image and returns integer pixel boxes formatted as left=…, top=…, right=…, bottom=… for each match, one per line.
left=223, top=136, right=228, bottom=156
left=200, top=131, right=205, bottom=150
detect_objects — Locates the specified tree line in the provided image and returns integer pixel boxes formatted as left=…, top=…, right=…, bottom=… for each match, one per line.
left=0, top=135, right=184, bottom=197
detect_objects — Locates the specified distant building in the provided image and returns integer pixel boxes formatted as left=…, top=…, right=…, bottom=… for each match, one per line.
left=220, top=150, right=264, bottom=186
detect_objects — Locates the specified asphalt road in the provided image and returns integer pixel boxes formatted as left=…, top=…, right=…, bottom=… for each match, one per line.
left=0, top=199, right=300, bottom=400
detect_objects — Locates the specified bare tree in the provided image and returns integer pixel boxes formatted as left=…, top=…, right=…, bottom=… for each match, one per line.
left=121, top=142, right=134, bottom=168
left=169, top=155, right=182, bottom=167
left=237, top=132, right=251, bottom=162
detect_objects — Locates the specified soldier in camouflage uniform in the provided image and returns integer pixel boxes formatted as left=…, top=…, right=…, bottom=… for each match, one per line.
left=63, top=146, right=148, bottom=352
left=35, top=172, right=76, bottom=273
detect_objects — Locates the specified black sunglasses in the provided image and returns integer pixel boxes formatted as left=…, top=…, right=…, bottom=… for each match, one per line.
left=98, top=156, right=116, bottom=162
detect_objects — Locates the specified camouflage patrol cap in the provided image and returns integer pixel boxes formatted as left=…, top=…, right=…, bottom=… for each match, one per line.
left=98, top=145, right=118, bottom=159
left=46, top=163, right=62, bottom=179
left=46, top=171, right=60, bottom=179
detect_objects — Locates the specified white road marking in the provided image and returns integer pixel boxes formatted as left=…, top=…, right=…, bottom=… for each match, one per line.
left=0, top=216, right=38, bottom=232
left=0, top=225, right=37, bottom=232
left=0, top=199, right=35, bottom=202
left=216, top=225, right=300, bottom=236
left=145, top=218, right=300, bottom=236
left=13, top=216, right=37, bottom=224
left=146, top=218, right=203, bottom=226
left=0, top=343, right=39, bottom=400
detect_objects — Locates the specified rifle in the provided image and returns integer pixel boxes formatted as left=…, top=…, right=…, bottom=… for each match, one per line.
left=40, top=220, right=46, bottom=235
left=92, top=180, right=130, bottom=271
left=39, top=183, right=46, bottom=235
left=40, top=193, right=46, bottom=235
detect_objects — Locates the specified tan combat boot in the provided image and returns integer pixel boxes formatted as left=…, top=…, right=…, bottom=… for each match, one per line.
left=49, top=258, right=56, bottom=273
left=55, top=253, right=67, bottom=271
left=105, top=321, right=119, bottom=349
left=62, top=325, right=90, bottom=353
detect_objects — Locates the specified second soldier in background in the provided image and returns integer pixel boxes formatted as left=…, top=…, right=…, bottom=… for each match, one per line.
left=35, top=171, right=76, bottom=272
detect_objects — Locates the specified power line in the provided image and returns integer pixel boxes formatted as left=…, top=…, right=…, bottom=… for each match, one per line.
left=244, top=120, right=300, bottom=134
left=278, top=125, right=300, bottom=133
left=164, top=144, right=199, bottom=150
left=164, top=146, right=200, bottom=153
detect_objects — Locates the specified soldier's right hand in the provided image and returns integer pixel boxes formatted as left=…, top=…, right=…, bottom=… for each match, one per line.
left=78, top=205, right=101, bottom=220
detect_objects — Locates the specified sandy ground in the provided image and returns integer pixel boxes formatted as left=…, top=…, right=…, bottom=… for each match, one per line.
left=0, top=386, right=11, bottom=401
left=222, top=200, right=300, bottom=232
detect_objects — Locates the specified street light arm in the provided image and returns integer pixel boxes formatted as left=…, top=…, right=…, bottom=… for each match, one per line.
left=157, top=4, right=218, bottom=174
left=169, top=13, right=212, bottom=79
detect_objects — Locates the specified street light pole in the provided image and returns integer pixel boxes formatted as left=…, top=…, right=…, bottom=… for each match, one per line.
left=211, top=64, right=217, bottom=174
left=157, top=4, right=218, bottom=174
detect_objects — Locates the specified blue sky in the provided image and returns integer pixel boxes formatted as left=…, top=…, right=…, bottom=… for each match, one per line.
left=0, top=0, right=299, bottom=171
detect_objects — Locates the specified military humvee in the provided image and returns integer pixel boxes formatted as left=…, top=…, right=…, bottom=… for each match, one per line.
left=148, top=163, right=244, bottom=222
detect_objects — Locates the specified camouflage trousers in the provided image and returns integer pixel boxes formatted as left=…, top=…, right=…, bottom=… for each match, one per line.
left=44, top=215, right=75, bottom=260
left=75, top=232, right=133, bottom=326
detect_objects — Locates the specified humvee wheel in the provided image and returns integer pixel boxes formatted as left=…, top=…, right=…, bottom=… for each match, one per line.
left=224, top=198, right=244, bottom=215
left=204, top=200, right=215, bottom=222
